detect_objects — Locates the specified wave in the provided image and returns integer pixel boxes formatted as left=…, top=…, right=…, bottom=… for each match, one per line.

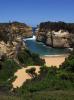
left=23, top=35, right=36, bottom=41
left=41, top=54, right=68, bottom=57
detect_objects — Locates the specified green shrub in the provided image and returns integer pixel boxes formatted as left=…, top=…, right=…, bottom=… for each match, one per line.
left=17, top=49, right=45, bottom=66
left=26, top=67, right=36, bottom=77
left=60, top=51, right=74, bottom=72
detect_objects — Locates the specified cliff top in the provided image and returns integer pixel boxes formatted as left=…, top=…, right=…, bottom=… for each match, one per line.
left=0, top=21, right=32, bottom=43
left=39, top=21, right=74, bottom=33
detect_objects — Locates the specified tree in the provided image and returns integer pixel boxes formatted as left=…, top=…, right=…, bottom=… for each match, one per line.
left=60, top=51, right=74, bottom=72
left=26, top=67, right=36, bottom=77
left=0, top=61, right=2, bottom=70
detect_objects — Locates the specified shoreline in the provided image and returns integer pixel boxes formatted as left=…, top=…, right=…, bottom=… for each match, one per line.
left=41, top=54, right=69, bottom=68
left=40, top=53, right=69, bottom=58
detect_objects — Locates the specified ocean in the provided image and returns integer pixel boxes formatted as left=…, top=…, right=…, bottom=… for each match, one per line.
left=24, top=35, right=68, bottom=56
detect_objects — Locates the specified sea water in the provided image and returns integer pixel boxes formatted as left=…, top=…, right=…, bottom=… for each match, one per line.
left=24, top=35, right=68, bottom=56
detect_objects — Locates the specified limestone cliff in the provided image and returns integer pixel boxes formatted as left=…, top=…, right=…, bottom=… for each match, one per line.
left=36, top=21, right=74, bottom=48
left=0, top=22, right=32, bottom=58
left=36, top=30, right=71, bottom=48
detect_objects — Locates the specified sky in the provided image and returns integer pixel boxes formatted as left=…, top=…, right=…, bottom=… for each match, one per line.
left=0, top=0, right=74, bottom=26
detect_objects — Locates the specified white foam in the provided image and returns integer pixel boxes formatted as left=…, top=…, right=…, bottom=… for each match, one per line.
left=24, top=35, right=36, bottom=41
left=41, top=54, right=68, bottom=57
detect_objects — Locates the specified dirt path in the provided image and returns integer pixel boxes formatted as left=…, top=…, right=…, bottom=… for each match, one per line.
left=12, top=66, right=40, bottom=88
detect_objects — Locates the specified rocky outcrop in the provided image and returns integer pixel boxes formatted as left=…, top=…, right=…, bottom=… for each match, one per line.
left=36, top=21, right=74, bottom=48
left=0, top=22, right=32, bottom=42
left=0, top=22, right=32, bottom=58
left=0, top=37, right=25, bottom=59
left=70, top=34, right=74, bottom=48
left=36, top=30, right=72, bottom=48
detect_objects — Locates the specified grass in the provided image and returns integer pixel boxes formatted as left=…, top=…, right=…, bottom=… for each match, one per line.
left=0, top=90, right=74, bottom=100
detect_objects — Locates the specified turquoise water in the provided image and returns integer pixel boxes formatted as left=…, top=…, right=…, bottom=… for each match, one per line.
left=24, top=36, right=68, bottom=56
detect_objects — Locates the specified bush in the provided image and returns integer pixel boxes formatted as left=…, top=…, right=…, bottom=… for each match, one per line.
left=17, top=49, right=45, bottom=66
left=26, top=67, right=36, bottom=77
left=57, top=70, right=74, bottom=82
left=31, top=53, right=45, bottom=66
left=60, top=55, right=74, bottom=72
left=0, top=58, right=21, bottom=91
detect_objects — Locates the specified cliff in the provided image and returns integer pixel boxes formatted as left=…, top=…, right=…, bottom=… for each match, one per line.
left=0, top=22, right=32, bottom=58
left=0, top=22, right=32, bottom=42
left=36, top=21, right=74, bottom=48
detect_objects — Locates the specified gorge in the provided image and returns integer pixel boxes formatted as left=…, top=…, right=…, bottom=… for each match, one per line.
left=25, top=35, right=68, bottom=56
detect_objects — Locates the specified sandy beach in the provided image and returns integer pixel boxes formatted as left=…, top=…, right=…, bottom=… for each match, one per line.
left=12, top=54, right=68, bottom=88
left=42, top=54, right=68, bottom=68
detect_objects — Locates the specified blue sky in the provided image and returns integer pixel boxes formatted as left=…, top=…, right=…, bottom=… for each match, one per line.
left=0, top=0, right=74, bottom=26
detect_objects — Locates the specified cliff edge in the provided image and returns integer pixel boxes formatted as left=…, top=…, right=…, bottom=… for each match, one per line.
left=36, top=21, right=74, bottom=48
left=0, top=22, right=32, bottom=58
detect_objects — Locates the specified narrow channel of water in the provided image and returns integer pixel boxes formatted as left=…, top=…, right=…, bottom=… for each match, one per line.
left=24, top=35, right=68, bottom=56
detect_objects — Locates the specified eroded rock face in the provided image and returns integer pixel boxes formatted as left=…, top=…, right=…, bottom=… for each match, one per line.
left=0, top=22, right=32, bottom=58
left=36, top=21, right=74, bottom=48
left=70, top=34, right=74, bottom=47
left=0, top=22, right=32, bottom=42
left=0, top=39, right=25, bottom=59
left=36, top=30, right=71, bottom=48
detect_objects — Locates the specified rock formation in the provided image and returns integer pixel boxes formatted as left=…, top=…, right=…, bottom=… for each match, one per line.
left=0, top=22, right=32, bottom=58
left=36, top=30, right=71, bottom=48
left=36, top=21, right=74, bottom=48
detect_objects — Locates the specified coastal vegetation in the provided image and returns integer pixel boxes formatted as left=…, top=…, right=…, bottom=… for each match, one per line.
left=39, top=21, right=74, bottom=33
left=0, top=50, right=73, bottom=100
left=17, top=48, right=45, bottom=66
left=12, top=51, right=74, bottom=100
left=0, top=48, right=45, bottom=91
left=26, top=67, right=37, bottom=78
left=0, top=57, right=21, bottom=91
left=0, top=54, right=74, bottom=100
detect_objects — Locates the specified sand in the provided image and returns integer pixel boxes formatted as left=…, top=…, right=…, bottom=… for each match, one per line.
left=12, top=66, right=40, bottom=88
left=42, top=55, right=68, bottom=68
